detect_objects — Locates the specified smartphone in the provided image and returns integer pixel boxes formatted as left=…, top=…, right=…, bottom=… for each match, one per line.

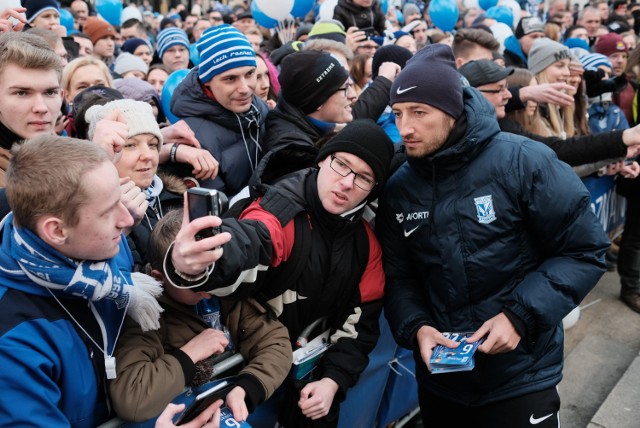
left=175, top=380, right=235, bottom=425
left=186, top=188, right=229, bottom=240
left=360, top=26, right=376, bottom=39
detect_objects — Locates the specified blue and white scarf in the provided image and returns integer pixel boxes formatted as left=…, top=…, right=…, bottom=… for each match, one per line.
left=0, top=213, right=163, bottom=333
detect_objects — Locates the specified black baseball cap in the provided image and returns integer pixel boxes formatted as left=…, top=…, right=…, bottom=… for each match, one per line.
left=458, top=60, right=514, bottom=88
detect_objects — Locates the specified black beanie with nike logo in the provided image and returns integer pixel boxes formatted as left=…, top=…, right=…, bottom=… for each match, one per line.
left=390, top=44, right=464, bottom=119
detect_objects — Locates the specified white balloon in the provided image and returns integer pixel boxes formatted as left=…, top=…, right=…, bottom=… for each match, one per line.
left=319, top=0, right=339, bottom=21
left=254, top=0, right=295, bottom=21
left=499, top=0, right=522, bottom=28
left=464, top=0, right=480, bottom=10
left=490, top=22, right=513, bottom=53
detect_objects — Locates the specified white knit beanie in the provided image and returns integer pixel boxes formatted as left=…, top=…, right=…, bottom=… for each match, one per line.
left=85, top=99, right=163, bottom=150
left=114, top=52, right=149, bottom=77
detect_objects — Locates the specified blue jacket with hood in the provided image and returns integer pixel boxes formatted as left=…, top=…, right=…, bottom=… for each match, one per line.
left=503, top=35, right=528, bottom=69
left=377, top=87, right=609, bottom=405
left=170, top=68, right=269, bottom=197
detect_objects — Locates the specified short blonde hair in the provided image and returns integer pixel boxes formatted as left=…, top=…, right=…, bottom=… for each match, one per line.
left=62, top=56, right=114, bottom=96
left=0, top=32, right=62, bottom=82
left=6, top=135, right=110, bottom=232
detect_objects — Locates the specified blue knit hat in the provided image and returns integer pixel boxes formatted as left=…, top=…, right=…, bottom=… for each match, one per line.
left=23, top=0, right=59, bottom=23
left=564, top=37, right=590, bottom=52
left=196, top=24, right=256, bottom=84
left=156, top=28, right=189, bottom=59
left=121, top=38, right=149, bottom=55
left=580, top=53, right=613, bottom=71
left=390, top=44, right=464, bottom=119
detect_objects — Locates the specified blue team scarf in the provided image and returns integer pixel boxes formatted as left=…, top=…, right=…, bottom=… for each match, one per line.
left=0, top=213, right=163, bottom=335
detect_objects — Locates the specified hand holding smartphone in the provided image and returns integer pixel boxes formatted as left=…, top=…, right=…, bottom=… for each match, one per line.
left=176, top=380, right=236, bottom=425
left=186, top=188, right=228, bottom=241
left=360, top=26, right=376, bottom=39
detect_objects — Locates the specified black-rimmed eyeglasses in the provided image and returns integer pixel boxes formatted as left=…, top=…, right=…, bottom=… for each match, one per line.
left=329, top=154, right=376, bottom=191
left=336, top=82, right=354, bottom=97
left=478, top=86, right=509, bottom=94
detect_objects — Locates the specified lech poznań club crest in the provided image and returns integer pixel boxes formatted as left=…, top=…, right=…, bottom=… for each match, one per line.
left=474, top=195, right=496, bottom=224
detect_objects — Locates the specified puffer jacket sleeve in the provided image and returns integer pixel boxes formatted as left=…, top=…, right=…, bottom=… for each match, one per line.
left=318, top=225, right=385, bottom=397
left=377, top=181, right=433, bottom=350
left=222, top=298, right=292, bottom=412
left=164, top=201, right=292, bottom=298
left=498, top=118, right=628, bottom=166
left=504, top=140, right=609, bottom=339
left=352, top=76, right=392, bottom=121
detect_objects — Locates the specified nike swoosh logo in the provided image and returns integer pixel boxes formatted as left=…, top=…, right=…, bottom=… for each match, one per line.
left=529, top=413, right=553, bottom=425
left=404, top=226, right=420, bottom=237
left=396, top=86, right=417, bottom=95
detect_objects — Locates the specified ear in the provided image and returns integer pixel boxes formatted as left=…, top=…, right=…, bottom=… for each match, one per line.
left=455, top=57, right=464, bottom=69
left=37, top=216, right=69, bottom=247
left=150, top=268, right=164, bottom=282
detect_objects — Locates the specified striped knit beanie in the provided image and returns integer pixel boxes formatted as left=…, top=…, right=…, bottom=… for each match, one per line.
left=580, top=53, right=613, bottom=71
left=157, top=28, right=189, bottom=59
left=196, top=24, right=256, bottom=84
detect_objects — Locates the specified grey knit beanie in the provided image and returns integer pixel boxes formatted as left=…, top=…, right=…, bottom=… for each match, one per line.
left=527, top=38, right=572, bottom=75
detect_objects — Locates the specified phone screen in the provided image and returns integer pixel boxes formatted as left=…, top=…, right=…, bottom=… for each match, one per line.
left=176, top=381, right=235, bottom=425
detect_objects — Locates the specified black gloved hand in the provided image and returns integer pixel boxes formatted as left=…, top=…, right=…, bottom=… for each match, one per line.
left=584, top=69, right=628, bottom=97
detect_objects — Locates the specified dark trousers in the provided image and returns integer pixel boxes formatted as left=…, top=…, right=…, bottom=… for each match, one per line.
left=618, top=182, right=640, bottom=296
left=418, top=386, right=560, bottom=428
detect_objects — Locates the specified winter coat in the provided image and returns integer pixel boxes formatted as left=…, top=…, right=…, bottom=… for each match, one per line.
left=588, top=100, right=630, bottom=134
left=109, top=295, right=291, bottom=422
left=164, top=169, right=385, bottom=398
left=260, top=76, right=393, bottom=182
left=170, top=69, right=269, bottom=197
left=378, top=87, right=609, bottom=406
left=333, top=0, right=386, bottom=35
left=0, top=236, right=135, bottom=427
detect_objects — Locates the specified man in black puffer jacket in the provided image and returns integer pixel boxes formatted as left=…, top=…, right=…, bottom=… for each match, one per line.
left=378, top=44, right=609, bottom=427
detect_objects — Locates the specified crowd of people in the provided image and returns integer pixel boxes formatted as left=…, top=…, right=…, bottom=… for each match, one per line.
left=0, top=0, right=639, bottom=427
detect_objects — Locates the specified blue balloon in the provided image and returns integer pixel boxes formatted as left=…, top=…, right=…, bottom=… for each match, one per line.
left=95, top=0, right=122, bottom=26
left=251, top=1, right=279, bottom=29
left=396, top=8, right=404, bottom=25
left=380, top=0, right=389, bottom=15
left=162, top=69, right=190, bottom=124
left=291, top=0, right=314, bottom=18
left=478, top=0, right=499, bottom=11
left=428, top=0, right=459, bottom=32
left=59, top=8, right=74, bottom=32
left=485, top=5, right=513, bottom=28
left=190, top=44, right=200, bottom=66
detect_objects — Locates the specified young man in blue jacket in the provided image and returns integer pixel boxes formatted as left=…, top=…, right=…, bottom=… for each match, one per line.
left=377, top=44, right=609, bottom=427
left=0, top=136, right=164, bottom=427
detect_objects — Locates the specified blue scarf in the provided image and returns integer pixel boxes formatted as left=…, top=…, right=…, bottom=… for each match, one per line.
left=0, top=213, right=163, bottom=335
